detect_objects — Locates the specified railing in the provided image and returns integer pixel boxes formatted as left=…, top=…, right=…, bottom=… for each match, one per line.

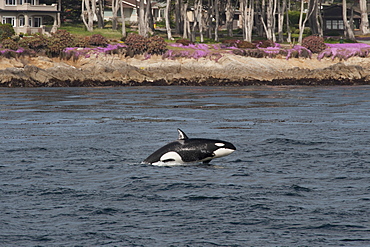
left=2, top=3, right=57, bottom=12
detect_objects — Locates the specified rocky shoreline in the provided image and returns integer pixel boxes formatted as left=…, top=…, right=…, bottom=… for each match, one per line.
left=1, top=53, right=370, bottom=87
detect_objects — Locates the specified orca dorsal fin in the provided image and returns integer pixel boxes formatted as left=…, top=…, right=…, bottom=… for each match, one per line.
left=177, top=129, right=189, bottom=140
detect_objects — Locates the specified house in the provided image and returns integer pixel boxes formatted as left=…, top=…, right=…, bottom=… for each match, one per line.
left=0, top=0, right=59, bottom=35
left=104, top=0, right=165, bottom=24
left=322, top=4, right=361, bottom=36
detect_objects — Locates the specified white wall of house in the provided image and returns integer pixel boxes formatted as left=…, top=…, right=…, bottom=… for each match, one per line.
left=0, top=0, right=58, bottom=34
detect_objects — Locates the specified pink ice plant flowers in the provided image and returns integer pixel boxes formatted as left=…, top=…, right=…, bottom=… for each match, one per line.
left=318, top=43, right=370, bottom=60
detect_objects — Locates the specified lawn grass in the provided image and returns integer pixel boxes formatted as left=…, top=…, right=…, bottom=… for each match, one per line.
left=59, top=23, right=126, bottom=40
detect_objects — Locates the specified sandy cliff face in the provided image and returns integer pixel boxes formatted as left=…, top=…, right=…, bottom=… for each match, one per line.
left=1, top=53, right=370, bottom=87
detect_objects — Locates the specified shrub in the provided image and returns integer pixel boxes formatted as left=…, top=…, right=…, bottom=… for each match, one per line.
left=1, top=39, right=18, bottom=50
left=147, top=35, right=167, bottom=55
left=18, top=34, right=48, bottom=52
left=0, top=23, right=15, bottom=41
left=302, top=35, right=327, bottom=53
left=176, top=38, right=193, bottom=46
left=237, top=40, right=256, bottom=49
left=47, top=30, right=77, bottom=56
left=222, top=39, right=238, bottom=47
left=125, top=33, right=147, bottom=56
left=74, top=36, right=90, bottom=48
left=232, top=49, right=246, bottom=56
left=254, top=40, right=275, bottom=48
left=89, top=34, right=108, bottom=47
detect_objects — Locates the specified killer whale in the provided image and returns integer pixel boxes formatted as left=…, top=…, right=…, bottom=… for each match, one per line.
left=143, top=129, right=236, bottom=165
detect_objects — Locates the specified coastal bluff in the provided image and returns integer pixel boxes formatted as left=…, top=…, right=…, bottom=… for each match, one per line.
left=1, top=53, right=370, bottom=87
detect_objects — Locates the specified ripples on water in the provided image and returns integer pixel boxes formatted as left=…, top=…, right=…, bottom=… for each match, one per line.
left=1, top=86, right=370, bottom=246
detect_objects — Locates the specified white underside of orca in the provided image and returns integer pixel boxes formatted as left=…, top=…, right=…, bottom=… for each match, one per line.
left=160, top=151, right=183, bottom=163
left=213, top=148, right=235, bottom=158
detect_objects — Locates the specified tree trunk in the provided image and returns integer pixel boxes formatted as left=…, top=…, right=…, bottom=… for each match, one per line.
left=138, top=0, right=147, bottom=36
left=146, top=0, right=154, bottom=35
left=121, top=1, right=126, bottom=38
left=57, top=0, right=61, bottom=26
left=165, top=0, right=173, bottom=40
left=359, top=0, right=369, bottom=34
left=192, top=0, right=204, bottom=42
left=207, top=0, right=213, bottom=39
left=175, top=0, right=183, bottom=35
left=342, top=0, right=356, bottom=40
left=225, top=0, right=234, bottom=37
left=240, top=0, right=254, bottom=42
left=277, top=0, right=286, bottom=43
left=199, top=0, right=204, bottom=42
left=214, top=0, right=219, bottom=41
left=112, top=0, right=120, bottom=30
left=298, top=0, right=309, bottom=43
left=261, top=0, right=275, bottom=41
left=285, top=1, right=291, bottom=43
left=191, top=0, right=199, bottom=42
left=308, top=0, right=319, bottom=35
left=81, top=0, right=94, bottom=32
left=96, top=0, right=104, bottom=29
left=183, top=2, right=189, bottom=39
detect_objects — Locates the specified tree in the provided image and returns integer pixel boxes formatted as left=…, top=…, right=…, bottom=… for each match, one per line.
left=225, top=0, right=237, bottom=37
left=165, top=0, right=173, bottom=40
left=112, top=0, right=120, bottom=30
left=175, top=0, right=183, bottom=35
left=342, top=0, right=356, bottom=40
left=138, top=0, right=148, bottom=36
left=214, top=0, right=220, bottom=41
left=260, top=0, right=276, bottom=41
left=240, top=0, right=254, bottom=42
left=307, top=0, right=322, bottom=36
left=81, top=0, right=95, bottom=32
left=96, top=0, right=104, bottom=29
left=121, top=0, right=126, bottom=37
left=277, top=0, right=286, bottom=43
left=298, top=0, right=310, bottom=43
left=359, top=0, right=369, bottom=34
left=60, top=0, right=82, bottom=23
left=145, top=0, right=155, bottom=35
left=191, top=0, right=203, bottom=42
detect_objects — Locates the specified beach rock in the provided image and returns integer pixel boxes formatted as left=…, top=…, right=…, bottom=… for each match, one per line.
left=1, top=54, right=370, bottom=87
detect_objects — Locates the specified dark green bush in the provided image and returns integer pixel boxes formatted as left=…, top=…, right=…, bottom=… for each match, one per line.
left=125, top=33, right=148, bottom=56
left=237, top=40, right=256, bottom=49
left=302, top=35, right=327, bottom=53
left=221, top=39, right=238, bottom=47
left=47, top=30, right=77, bottom=56
left=0, top=23, right=15, bottom=41
left=176, top=38, right=193, bottom=46
left=74, top=35, right=90, bottom=47
left=254, top=40, right=274, bottom=48
left=18, top=34, right=48, bottom=52
left=147, top=35, right=167, bottom=55
left=1, top=39, right=18, bottom=50
left=89, top=34, right=108, bottom=47
left=124, top=34, right=168, bottom=56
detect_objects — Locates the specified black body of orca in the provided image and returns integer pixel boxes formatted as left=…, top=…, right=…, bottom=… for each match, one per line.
left=143, top=129, right=236, bottom=165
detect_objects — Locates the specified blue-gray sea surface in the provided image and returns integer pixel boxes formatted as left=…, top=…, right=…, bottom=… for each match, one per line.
left=1, top=86, right=370, bottom=246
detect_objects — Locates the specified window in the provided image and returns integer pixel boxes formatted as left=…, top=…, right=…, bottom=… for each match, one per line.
left=5, top=0, right=16, bottom=5
left=326, top=20, right=344, bottom=30
left=2, top=17, right=16, bottom=27
left=34, top=17, right=42, bottom=27
left=19, top=16, right=25, bottom=27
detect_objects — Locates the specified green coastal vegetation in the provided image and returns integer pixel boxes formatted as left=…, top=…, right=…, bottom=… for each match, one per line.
left=1, top=21, right=370, bottom=63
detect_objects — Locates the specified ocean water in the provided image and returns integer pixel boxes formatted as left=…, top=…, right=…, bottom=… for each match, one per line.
left=1, top=86, right=370, bottom=246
